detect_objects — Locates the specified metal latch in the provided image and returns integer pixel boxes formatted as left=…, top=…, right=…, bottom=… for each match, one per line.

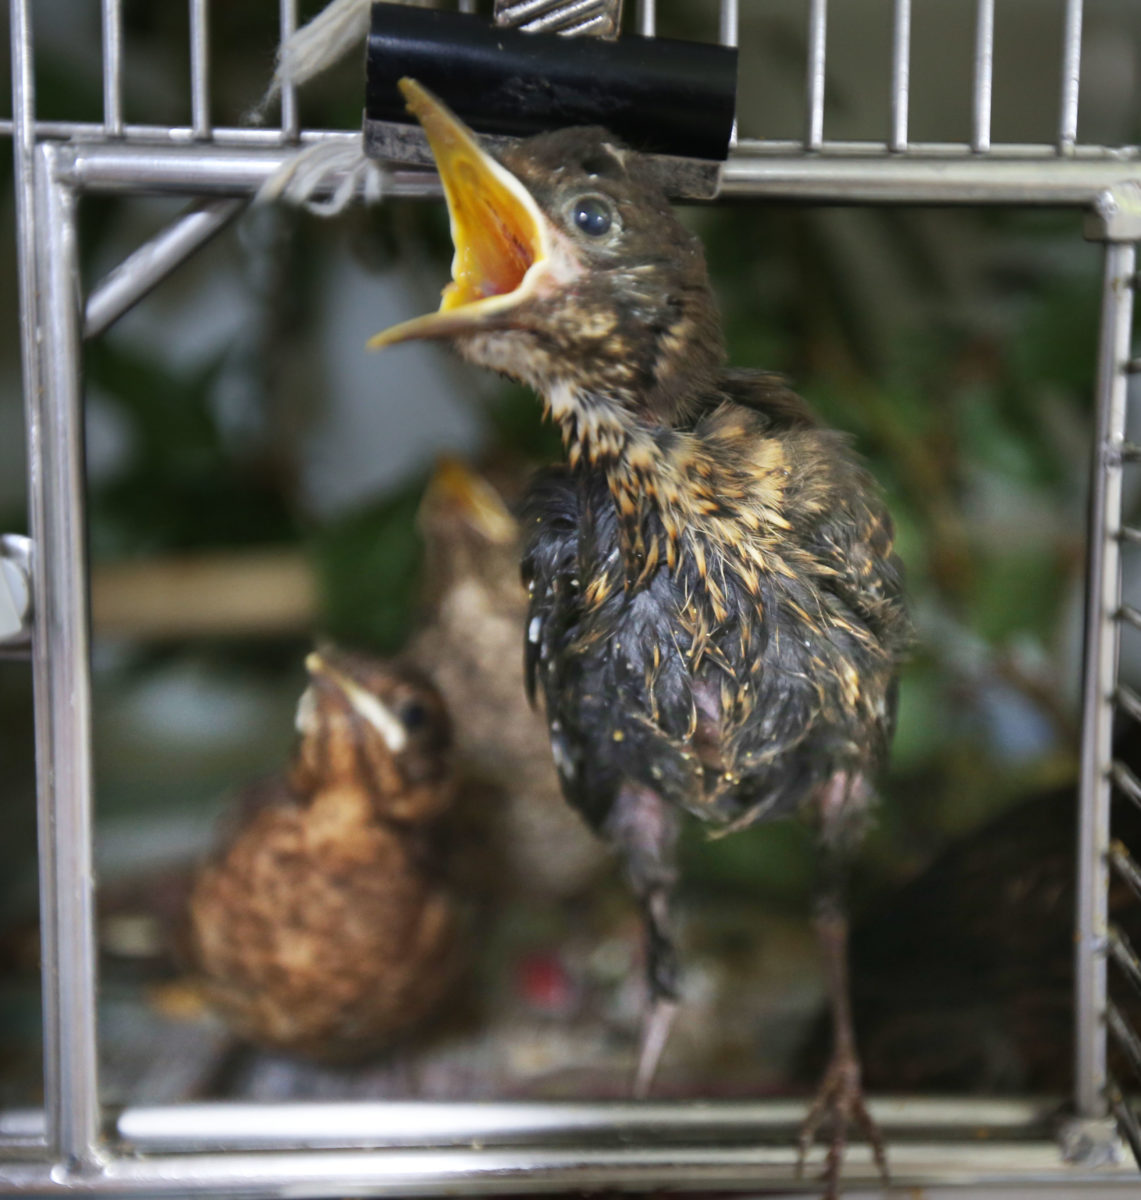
left=493, top=0, right=624, bottom=39
left=0, top=534, right=32, bottom=647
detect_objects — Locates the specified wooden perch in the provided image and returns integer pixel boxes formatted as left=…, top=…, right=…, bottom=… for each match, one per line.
left=91, top=550, right=318, bottom=639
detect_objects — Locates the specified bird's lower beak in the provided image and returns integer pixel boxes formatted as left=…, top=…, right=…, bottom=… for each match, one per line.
left=368, top=80, right=551, bottom=349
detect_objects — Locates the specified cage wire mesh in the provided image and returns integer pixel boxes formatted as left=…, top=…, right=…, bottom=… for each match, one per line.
left=2, top=0, right=1141, bottom=1194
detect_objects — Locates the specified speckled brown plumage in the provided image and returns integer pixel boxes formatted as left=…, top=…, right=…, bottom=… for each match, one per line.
left=373, top=83, right=911, bottom=1196
left=186, top=649, right=458, bottom=1062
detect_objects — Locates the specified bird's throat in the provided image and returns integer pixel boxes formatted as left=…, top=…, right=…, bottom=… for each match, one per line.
left=544, top=382, right=685, bottom=585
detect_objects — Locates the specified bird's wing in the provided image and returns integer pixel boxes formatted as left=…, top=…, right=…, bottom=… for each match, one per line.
left=781, top=432, right=910, bottom=756
left=798, top=442, right=908, bottom=650
left=520, top=466, right=581, bottom=710
left=696, top=368, right=819, bottom=431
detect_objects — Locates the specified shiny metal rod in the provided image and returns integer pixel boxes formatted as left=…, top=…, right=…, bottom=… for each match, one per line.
left=1059, top=0, right=1084, bottom=153
left=113, top=1097, right=1060, bottom=1151
left=0, top=1097, right=1072, bottom=1157
left=101, top=0, right=123, bottom=137
left=718, top=0, right=738, bottom=48
left=279, top=0, right=299, bottom=141
left=805, top=0, right=828, bottom=150
left=1075, top=239, right=1137, bottom=1118
left=30, top=143, right=102, bottom=1170
left=972, top=0, right=995, bottom=152
left=189, top=0, right=210, bottom=139
left=719, top=151, right=1141, bottom=206
left=84, top=198, right=245, bottom=339
left=1, top=1139, right=1139, bottom=1196
left=9, top=0, right=52, bottom=1159
left=38, top=139, right=1141, bottom=206
left=890, top=0, right=911, bottom=151
left=636, top=0, right=655, bottom=37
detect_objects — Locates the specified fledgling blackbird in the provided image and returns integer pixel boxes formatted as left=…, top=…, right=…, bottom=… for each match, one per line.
left=410, top=457, right=607, bottom=898
left=827, top=768, right=1141, bottom=1099
left=185, top=648, right=458, bottom=1062
left=371, top=81, right=909, bottom=1193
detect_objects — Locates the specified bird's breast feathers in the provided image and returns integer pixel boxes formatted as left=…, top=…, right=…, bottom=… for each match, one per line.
left=522, top=396, right=907, bottom=828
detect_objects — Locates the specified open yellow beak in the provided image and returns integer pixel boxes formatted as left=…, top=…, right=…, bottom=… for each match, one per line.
left=368, top=80, right=551, bottom=349
left=419, top=456, right=517, bottom=545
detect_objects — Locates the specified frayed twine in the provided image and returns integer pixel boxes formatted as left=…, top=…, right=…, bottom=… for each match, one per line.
left=253, top=0, right=374, bottom=122
left=251, top=0, right=419, bottom=215
left=253, top=0, right=439, bottom=122
left=256, top=137, right=386, bottom=216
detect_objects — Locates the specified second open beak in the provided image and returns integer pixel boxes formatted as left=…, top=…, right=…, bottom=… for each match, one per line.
left=368, top=80, right=552, bottom=349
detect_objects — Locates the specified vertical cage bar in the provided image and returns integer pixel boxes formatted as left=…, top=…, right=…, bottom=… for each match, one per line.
left=31, top=143, right=102, bottom=1169
left=971, top=0, right=995, bottom=152
left=8, top=0, right=59, bottom=1158
left=637, top=0, right=655, bottom=37
left=805, top=0, right=828, bottom=150
left=278, top=0, right=299, bottom=141
left=100, top=0, right=124, bottom=137
left=890, top=0, right=911, bottom=151
left=1058, top=0, right=1084, bottom=154
left=189, top=0, right=211, bottom=139
left=1075, top=240, right=1137, bottom=1119
left=719, top=0, right=738, bottom=148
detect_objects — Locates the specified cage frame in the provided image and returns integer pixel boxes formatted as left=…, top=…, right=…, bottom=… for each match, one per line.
left=2, top=0, right=1141, bottom=1194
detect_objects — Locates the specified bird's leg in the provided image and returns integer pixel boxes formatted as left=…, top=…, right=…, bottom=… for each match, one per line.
left=797, top=772, right=888, bottom=1198
left=604, top=783, right=680, bottom=1098
left=633, top=883, right=680, bottom=1098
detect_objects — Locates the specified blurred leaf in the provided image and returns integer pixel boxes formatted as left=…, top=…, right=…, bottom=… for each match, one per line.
left=86, top=341, right=298, bottom=557
left=307, top=478, right=427, bottom=655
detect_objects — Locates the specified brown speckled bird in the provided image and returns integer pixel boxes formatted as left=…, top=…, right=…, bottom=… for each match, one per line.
left=410, top=457, right=606, bottom=898
left=186, top=648, right=458, bottom=1061
left=372, top=81, right=910, bottom=1194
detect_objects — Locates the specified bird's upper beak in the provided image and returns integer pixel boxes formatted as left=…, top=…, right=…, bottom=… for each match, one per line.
left=303, top=650, right=408, bottom=753
left=368, top=80, right=558, bottom=349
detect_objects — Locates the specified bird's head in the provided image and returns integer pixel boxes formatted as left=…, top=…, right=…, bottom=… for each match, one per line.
left=370, top=79, right=724, bottom=426
left=293, top=647, right=453, bottom=821
left=417, top=456, right=519, bottom=601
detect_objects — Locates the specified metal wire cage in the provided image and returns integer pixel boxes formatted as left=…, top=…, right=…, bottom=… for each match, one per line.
left=2, top=0, right=1141, bottom=1195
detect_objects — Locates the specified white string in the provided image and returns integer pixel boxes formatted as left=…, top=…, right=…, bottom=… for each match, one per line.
left=255, top=0, right=440, bottom=120
left=256, top=136, right=386, bottom=216
left=254, top=0, right=372, bottom=118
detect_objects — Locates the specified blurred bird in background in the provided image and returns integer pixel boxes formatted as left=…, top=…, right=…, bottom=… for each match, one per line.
left=372, top=81, right=910, bottom=1195
left=410, top=457, right=606, bottom=899
left=817, top=737, right=1141, bottom=1100
left=185, top=647, right=459, bottom=1061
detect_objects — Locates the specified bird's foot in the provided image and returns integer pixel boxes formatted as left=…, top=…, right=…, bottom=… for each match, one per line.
left=796, top=1049, right=888, bottom=1199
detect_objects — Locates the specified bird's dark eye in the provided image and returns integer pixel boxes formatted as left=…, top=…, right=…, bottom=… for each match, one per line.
left=572, top=196, right=613, bottom=238
left=400, top=700, right=428, bottom=731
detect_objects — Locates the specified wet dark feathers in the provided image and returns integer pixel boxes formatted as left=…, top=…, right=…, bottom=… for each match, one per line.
left=522, top=369, right=908, bottom=835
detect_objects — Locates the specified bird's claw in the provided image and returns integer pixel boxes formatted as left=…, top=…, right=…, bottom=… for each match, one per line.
left=795, top=1050, right=889, bottom=1199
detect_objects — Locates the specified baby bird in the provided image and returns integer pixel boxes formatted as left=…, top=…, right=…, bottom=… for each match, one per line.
left=186, top=648, right=458, bottom=1062
left=372, top=82, right=909, bottom=1195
